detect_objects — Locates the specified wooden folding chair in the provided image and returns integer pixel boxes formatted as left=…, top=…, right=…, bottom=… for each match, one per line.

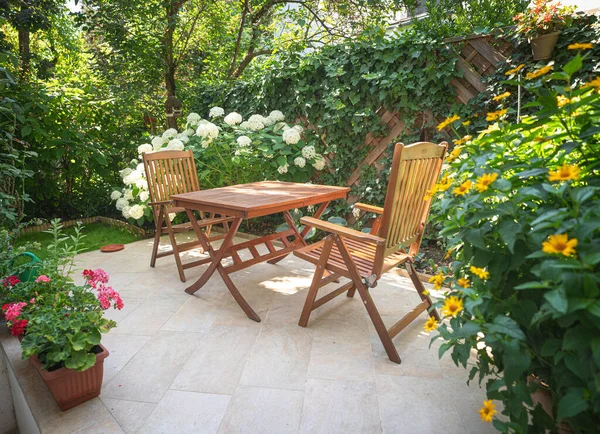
left=143, top=150, right=232, bottom=282
left=294, top=141, right=447, bottom=363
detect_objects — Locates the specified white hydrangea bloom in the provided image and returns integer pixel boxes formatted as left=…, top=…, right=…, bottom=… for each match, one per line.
left=201, top=139, right=211, bottom=149
left=239, top=121, right=249, bottom=129
left=196, top=122, right=219, bottom=139
left=236, top=136, right=252, bottom=147
left=282, top=128, right=301, bottom=145
left=187, top=113, right=201, bottom=125
left=248, top=114, right=267, bottom=123
left=124, top=189, right=134, bottom=201
left=277, top=164, right=289, bottom=174
left=139, top=191, right=149, bottom=202
left=184, top=128, right=195, bottom=137
left=313, top=155, right=326, bottom=170
left=307, top=205, right=315, bottom=213
left=293, top=125, right=303, bottom=133
left=224, top=112, right=243, bottom=126
left=262, top=116, right=274, bottom=127
left=110, top=190, right=122, bottom=201
left=269, top=110, right=285, bottom=122
left=162, top=128, right=178, bottom=139
left=151, top=136, right=165, bottom=151
left=294, top=156, right=306, bottom=168
left=167, top=138, right=184, bottom=150
left=352, top=207, right=361, bottom=219
left=209, top=107, right=225, bottom=118
left=115, top=197, right=129, bottom=211
left=122, top=205, right=131, bottom=219
left=136, top=163, right=145, bottom=173
left=120, top=168, right=133, bottom=178
left=127, top=170, right=143, bottom=184
left=264, top=153, right=274, bottom=159
left=129, top=204, right=145, bottom=220
left=169, top=213, right=176, bottom=221
left=177, top=134, right=189, bottom=144
left=138, top=144, right=153, bottom=155
left=246, top=119, right=264, bottom=131
left=301, top=145, right=316, bottom=159
left=135, top=179, right=148, bottom=190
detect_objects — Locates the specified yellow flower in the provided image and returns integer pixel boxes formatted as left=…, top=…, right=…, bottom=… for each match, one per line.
left=424, top=317, right=439, bottom=332
left=492, top=92, right=511, bottom=101
left=479, top=400, right=497, bottom=423
left=444, top=248, right=453, bottom=260
left=568, top=43, right=594, bottom=50
left=428, top=272, right=445, bottom=290
left=470, top=266, right=489, bottom=280
left=548, top=163, right=580, bottom=182
left=437, top=114, right=461, bottom=131
left=446, top=147, right=462, bottom=163
left=581, top=77, right=600, bottom=91
left=542, top=233, right=578, bottom=257
left=462, top=120, right=471, bottom=126
left=486, top=109, right=508, bottom=122
left=422, top=289, right=430, bottom=296
left=441, top=296, right=464, bottom=318
left=505, top=64, right=525, bottom=75
left=423, top=185, right=438, bottom=201
left=457, top=278, right=470, bottom=288
left=481, top=123, right=500, bottom=135
left=453, top=135, right=472, bottom=146
left=453, top=180, right=472, bottom=196
left=525, top=65, right=553, bottom=80
left=437, top=176, right=453, bottom=192
left=474, top=173, right=499, bottom=192
left=556, top=95, right=571, bottom=107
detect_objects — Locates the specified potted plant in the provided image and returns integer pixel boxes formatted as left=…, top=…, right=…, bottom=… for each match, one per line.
left=513, top=0, right=576, bottom=60
left=427, top=51, right=600, bottom=433
left=1, top=222, right=124, bottom=411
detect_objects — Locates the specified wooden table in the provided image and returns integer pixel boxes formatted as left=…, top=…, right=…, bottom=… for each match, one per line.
left=171, top=181, right=350, bottom=322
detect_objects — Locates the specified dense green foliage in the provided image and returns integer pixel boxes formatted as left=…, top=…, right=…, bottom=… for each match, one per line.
left=430, top=52, right=600, bottom=432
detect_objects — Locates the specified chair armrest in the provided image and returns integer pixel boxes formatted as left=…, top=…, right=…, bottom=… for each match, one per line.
left=149, top=200, right=172, bottom=207
left=354, top=202, right=384, bottom=215
left=300, top=217, right=386, bottom=246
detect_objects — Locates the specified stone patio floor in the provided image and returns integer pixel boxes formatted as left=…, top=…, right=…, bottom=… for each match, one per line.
left=3, top=234, right=497, bottom=433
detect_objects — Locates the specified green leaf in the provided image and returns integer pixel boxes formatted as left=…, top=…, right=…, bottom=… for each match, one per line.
left=70, top=332, right=87, bottom=351
left=503, top=346, right=530, bottom=384
left=64, top=350, right=88, bottom=370
left=562, top=55, right=583, bottom=76
left=557, top=389, right=588, bottom=421
left=544, top=287, right=568, bottom=314
left=488, top=316, right=525, bottom=340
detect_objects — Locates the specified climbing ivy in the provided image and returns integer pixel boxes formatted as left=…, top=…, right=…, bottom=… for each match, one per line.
left=191, top=28, right=462, bottom=205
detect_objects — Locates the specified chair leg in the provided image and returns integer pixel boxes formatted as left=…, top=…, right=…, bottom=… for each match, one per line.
left=298, top=236, right=334, bottom=327
left=346, top=283, right=356, bottom=298
left=335, top=236, right=401, bottom=364
left=150, top=207, right=165, bottom=268
left=165, top=215, right=186, bottom=282
left=406, top=261, right=440, bottom=321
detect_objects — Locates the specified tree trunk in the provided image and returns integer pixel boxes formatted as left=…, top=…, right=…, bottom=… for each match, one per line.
left=164, top=2, right=178, bottom=130
left=18, top=28, right=30, bottom=77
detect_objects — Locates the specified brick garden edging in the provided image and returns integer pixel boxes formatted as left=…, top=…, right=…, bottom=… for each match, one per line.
left=18, top=216, right=148, bottom=238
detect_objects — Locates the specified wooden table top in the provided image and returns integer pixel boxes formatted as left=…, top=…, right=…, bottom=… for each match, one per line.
left=171, top=181, right=350, bottom=219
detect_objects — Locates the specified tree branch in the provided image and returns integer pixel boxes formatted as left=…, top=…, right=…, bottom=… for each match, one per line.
left=228, top=0, right=249, bottom=77
left=231, top=48, right=272, bottom=78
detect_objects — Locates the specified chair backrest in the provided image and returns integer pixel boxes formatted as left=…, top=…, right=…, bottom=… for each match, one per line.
left=378, top=142, right=447, bottom=258
left=142, top=150, right=200, bottom=206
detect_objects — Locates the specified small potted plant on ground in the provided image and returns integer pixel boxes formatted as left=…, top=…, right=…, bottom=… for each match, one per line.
left=513, top=0, right=576, bottom=60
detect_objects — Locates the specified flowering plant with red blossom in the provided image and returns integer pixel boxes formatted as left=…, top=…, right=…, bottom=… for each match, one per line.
left=514, top=0, right=576, bottom=38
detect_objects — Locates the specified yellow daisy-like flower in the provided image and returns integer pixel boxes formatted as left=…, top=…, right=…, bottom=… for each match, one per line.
left=453, top=135, right=472, bottom=146
left=457, top=277, right=470, bottom=288
left=437, top=114, right=461, bottom=131
left=581, top=77, right=600, bottom=91
left=492, top=92, right=511, bottom=101
left=474, top=173, right=499, bottom=192
left=424, top=317, right=439, bottom=332
left=481, top=123, right=500, bottom=135
left=428, top=272, right=445, bottom=290
left=470, top=266, right=489, bottom=280
left=505, top=64, right=525, bottom=75
left=444, top=248, right=453, bottom=260
left=486, top=109, right=508, bottom=122
left=556, top=95, right=571, bottom=107
left=542, top=233, right=578, bottom=257
left=525, top=65, right=553, bottom=80
left=422, top=289, right=430, bottom=296
left=479, top=400, right=497, bottom=423
left=453, top=180, right=472, bottom=196
left=437, top=176, right=453, bottom=192
left=423, top=185, right=438, bottom=201
left=446, top=147, right=462, bottom=163
left=568, top=43, right=594, bottom=50
left=441, top=296, right=464, bottom=318
left=462, top=120, right=471, bottom=126
left=548, top=163, right=580, bottom=182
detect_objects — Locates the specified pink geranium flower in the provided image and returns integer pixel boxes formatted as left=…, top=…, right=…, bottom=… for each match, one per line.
left=10, top=319, right=28, bottom=336
left=4, top=302, right=27, bottom=322
left=2, top=276, right=20, bottom=287
left=35, top=275, right=50, bottom=283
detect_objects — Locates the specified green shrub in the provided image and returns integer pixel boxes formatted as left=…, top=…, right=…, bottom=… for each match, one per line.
left=428, top=50, right=600, bottom=432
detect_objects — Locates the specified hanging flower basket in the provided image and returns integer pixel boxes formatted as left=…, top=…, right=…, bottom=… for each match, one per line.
left=530, top=31, right=561, bottom=60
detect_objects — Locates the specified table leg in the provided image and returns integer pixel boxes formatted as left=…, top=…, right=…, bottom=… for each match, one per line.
left=267, top=201, right=330, bottom=265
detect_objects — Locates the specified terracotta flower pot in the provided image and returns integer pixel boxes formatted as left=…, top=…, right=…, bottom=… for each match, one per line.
left=30, top=344, right=109, bottom=411
left=530, top=31, right=561, bottom=60
left=528, top=376, right=573, bottom=434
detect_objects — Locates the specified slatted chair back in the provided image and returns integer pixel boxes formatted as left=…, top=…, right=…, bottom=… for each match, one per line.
left=378, top=142, right=447, bottom=259
left=143, top=150, right=200, bottom=206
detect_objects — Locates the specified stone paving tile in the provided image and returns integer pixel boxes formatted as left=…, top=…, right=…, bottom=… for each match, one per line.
left=100, top=398, right=157, bottom=434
